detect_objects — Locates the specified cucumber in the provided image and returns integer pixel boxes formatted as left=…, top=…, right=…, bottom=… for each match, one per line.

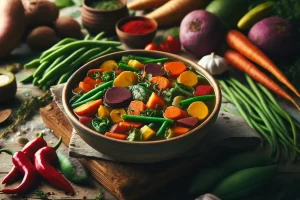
left=57, top=151, right=89, bottom=184
left=212, top=165, right=277, bottom=200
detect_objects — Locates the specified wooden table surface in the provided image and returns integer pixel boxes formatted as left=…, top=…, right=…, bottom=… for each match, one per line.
left=1, top=4, right=300, bottom=200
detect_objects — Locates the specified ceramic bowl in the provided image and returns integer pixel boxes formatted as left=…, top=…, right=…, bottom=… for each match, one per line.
left=62, top=50, right=221, bottom=163
left=115, top=16, right=157, bottom=48
left=82, top=0, right=129, bottom=34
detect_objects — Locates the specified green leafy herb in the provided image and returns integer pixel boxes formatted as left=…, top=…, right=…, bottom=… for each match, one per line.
left=129, top=85, right=152, bottom=103
left=0, top=91, right=52, bottom=139
left=163, top=83, right=194, bottom=104
left=127, top=128, right=142, bottom=141
left=92, top=117, right=110, bottom=134
left=141, top=109, right=163, bottom=117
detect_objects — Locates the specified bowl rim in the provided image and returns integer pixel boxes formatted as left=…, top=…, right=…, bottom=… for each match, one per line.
left=62, top=50, right=221, bottom=145
left=83, top=0, right=127, bottom=13
left=115, top=16, right=158, bottom=36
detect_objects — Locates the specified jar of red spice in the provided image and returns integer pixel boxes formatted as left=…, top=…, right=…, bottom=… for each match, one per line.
left=116, top=16, right=158, bottom=48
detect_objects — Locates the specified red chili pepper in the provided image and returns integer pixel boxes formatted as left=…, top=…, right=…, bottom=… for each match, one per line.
left=2, top=133, right=47, bottom=184
left=34, top=137, right=74, bottom=195
left=144, top=42, right=162, bottom=51
left=0, top=149, right=37, bottom=194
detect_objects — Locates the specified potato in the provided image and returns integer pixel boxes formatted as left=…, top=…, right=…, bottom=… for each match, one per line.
left=21, top=0, right=59, bottom=27
left=54, top=16, right=82, bottom=39
left=26, top=26, right=57, bottom=51
left=0, top=0, right=25, bottom=57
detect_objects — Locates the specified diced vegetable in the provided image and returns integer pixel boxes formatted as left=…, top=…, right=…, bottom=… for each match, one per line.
left=78, top=116, right=93, bottom=125
left=177, top=117, right=199, bottom=128
left=150, top=76, right=172, bottom=90
left=140, top=125, right=156, bottom=140
left=172, top=96, right=185, bottom=107
left=172, top=125, right=190, bottom=135
left=105, top=132, right=127, bottom=140
left=100, top=60, right=118, bottom=72
left=164, top=61, right=187, bottom=77
left=128, top=100, right=147, bottom=115
left=146, top=92, right=165, bottom=109
left=98, top=105, right=110, bottom=118
left=92, top=117, right=110, bottom=133
left=164, top=106, right=187, bottom=120
left=127, top=128, right=142, bottom=141
left=113, top=71, right=138, bottom=87
left=110, top=108, right=126, bottom=124
left=128, top=59, right=144, bottom=70
left=194, top=85, right=214, bottom=96
left=187, top=101, right=209, bottom=120
left=74, top=99, right=103, bottom=116
left=110, top=124, right=128, bottom=133
left=177, top=71, right=198, bottom=87
left=119, top=121, right=143, bottom=128
left=79, top=81, right=94, bottom=93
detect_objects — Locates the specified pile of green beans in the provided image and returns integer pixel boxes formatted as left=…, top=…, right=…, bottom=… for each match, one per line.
left=21, top=32, right=122, bottom=91
left=219, top=75, right=300, bottom=162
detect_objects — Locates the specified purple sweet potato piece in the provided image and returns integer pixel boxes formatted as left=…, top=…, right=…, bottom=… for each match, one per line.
left=143, top=64, right=164, bottom=77
left=177, top=117, right=199, bottom=128
left=104, top=87, right=132, bottom=108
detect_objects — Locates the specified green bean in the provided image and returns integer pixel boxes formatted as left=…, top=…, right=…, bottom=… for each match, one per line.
left=40, top=38, right=77, bottom=58
left=84, top=34, right=91, bottom=40
left=40, top=40, right=121, bottom=63
left=122, top=114, right=174, bottom=124
left=73, top=80, right=113, bottom=104
left=156, top=121, right=169, bottom=137
left=33, top=61, right=50, bottom=78
left=24, top=59, right=40, bottom=69
left=222, top=106, right=241, bottom=116
left=93, top=32, right=105, bottom=40
left=134, top=56, right=156, bottom=62
left=44, top=55, right=66, bottom=75
left=20, top=74, right=34, bottom=84
left=68, top=48, right=103, bottom=71
left=118, top=63, right=141, bottom=72
left=179, top=95, right=215, bottom=107
left=33, top=77, right=40, bottom=86
left=143, top=58, right=169, bottom=64
left=229, top=77, right=257, bottom=102
left=72, top=90, right=105, bottom=108
left=38, top=48, right=86, bottom=85
left=57, top=71, right=73, bottom=84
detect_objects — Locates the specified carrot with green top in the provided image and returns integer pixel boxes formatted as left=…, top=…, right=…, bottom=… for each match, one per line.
left=105, top=132, right=127, bottom=140
left=150, top=76, right=172, bottom=90
left=164, top=61, right=187, bottom=77
left=226, top=30, right=300, bottom=97
left=224, top=50, right=300, bottom=110
left=164, top=106, right=187, bottom=120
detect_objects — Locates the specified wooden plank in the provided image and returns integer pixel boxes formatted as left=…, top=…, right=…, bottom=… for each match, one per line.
left=40, top=102, right=226, bottom=200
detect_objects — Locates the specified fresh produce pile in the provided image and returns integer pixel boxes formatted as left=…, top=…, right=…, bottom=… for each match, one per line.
left=0, top=133, right=89, bottom=195
left=70, top=55, right=216, bottom=141
left=22, top=32, right=122, bottom=90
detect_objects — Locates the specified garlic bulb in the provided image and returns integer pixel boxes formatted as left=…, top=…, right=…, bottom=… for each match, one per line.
left=198, top=52, right=229, bottom=75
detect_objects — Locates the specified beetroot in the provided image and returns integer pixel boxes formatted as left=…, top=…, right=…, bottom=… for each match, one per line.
left=179, top=10, right=225, bottom=58
left=177, top=117, right=199, bottom=128
left=104, top=87, right=132, bottom=108
left=248, top=16, right=297, bottom=57
left=143, top=64, right=164, bottom=77
left=194, top=85, right=214, bottom=96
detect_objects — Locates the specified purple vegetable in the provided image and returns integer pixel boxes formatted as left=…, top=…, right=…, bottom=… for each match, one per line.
left=180, top=10, right=225, bottom=58
left=248, top=16, right=297, bottom=57
left=143, top=64, right=164, bottom=77
left=104, top=87, right=132, bottom=108
left=177, top=117, right=199, bottom=128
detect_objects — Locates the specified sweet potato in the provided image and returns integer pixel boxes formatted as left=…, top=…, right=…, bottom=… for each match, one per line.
left=54, top=16, right=82, bottom=39
left=26, top=26, right=57, bottom=51
left=0, top=0, right=25, bottom=57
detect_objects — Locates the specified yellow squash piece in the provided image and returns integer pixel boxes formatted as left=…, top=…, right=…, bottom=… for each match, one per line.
left=110, top=108, right=126, bottom=124
left=128, top=60, right=144, bottom=70
left=98, top=105, right=110, bottom=118
left=100, top=60, right=118, bottom=72
left=113, top=71, right=138, bottom=87
left=172, top=96, right=185, bottom=107
left=140, top=125, right=156, bottom=141
left=237, top=1, right=276, bottom=30
left=177, top=71, right=198, bottom=87
left=187, top=101, right=209, bottom=120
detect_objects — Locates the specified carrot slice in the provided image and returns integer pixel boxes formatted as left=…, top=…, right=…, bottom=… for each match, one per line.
left=120, top=121, right=143, bottom=128
left=164, top=61, right=187, bottom=77
left=74, top=99, right=103, bottom=116
left=79, top=81, right=94, bottom=93
left=172, top=125, right=190, bottom=135
left=150, top=76, right=172, bottom=90
left=146, top=92, right=165, bottom=109
left=105, top=132, right=127, bottom=140
left=128, top=100, right=147, bottom=115
left=164, top=106, right=187, bottom=120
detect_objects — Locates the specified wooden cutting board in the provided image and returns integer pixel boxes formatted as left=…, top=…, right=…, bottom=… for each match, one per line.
left=40, top=101, right=230, bottom=200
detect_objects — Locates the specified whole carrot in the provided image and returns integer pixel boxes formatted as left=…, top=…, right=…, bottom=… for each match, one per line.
left=226, top=30, right=300, bottom=97
left=224, top=50, right=300, bottom=110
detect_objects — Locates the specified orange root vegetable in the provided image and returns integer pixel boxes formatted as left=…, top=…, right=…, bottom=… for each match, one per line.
left=119, top=121, right=143, bottom=128
left=164, top=106, right=187, bottom=120
left=105, top=132, right=127, bottom=140
left=145, top=0, right=208, bottom=27
left=74, top=99, right=103, bottom=116
left=225, top=50, right=300, bottom=110
left=128, top=0, right=169, bottom=10
left=79, top=81, right=94, bottom=93
left=226, top=30, right=300, bottom=97
left=150, top=76, right=172, bottom=90
left=172, top=125, right=190, bottom=135
left=146, top=92, right=165, bottom=109
left=164, top=62, right=187, bottom=77
left=127, top=100, right=147, bottom=115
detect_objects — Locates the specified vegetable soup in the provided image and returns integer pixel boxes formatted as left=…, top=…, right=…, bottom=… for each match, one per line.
left=70, top=55, right=216, bottom=141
